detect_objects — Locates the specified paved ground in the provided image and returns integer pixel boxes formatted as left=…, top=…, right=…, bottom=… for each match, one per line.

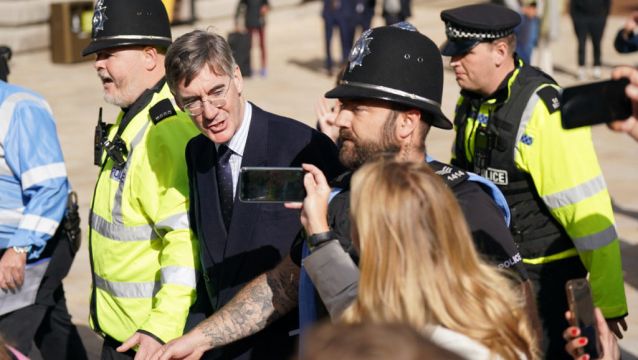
left=7, top=0, right=638, bottom=358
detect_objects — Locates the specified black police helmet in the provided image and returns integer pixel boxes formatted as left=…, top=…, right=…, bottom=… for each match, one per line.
left=82, top=0, right=172, bottom=56
left=440, top=3, right=520, bottom=57
left=325, top=23, right=452, bottom=130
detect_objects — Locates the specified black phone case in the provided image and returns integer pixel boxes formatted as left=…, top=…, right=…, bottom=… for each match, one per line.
left=561, top=78, right=632, bottom=129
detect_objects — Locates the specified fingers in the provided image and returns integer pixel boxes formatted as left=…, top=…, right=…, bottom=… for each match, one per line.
left=301, top=164, right=328, bottom=188
left=284, top=202, right=302, bottom=209
left=565, top=336, right=588, bottom=359
left=611, top=66, right=635, bottom=80
left=117, top=333, right=140, bottom=352
left=11, top=266, right=24, bottom=288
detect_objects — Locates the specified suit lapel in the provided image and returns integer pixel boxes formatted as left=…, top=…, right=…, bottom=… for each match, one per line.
left=227, top=103, right=269, bottom=238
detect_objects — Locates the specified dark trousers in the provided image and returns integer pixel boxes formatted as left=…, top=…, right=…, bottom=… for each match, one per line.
left=100, top=336, right=136, bottom=360
left=0, top=286, right=86, bottom=360
left=383, top=13, right=406, bottom=26
left=526, top=256, right=587, bottom=359
left=323, top=15, right=355, bottom=71
left=0, top=230, right=87, bottom=360
left=571, top=14, right=607, bottom=66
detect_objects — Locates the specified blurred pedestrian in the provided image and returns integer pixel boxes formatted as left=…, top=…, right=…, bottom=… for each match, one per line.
left=569, top=0, right=611, bottom=80
left=537, top=0, right=563, bottom=75
left=382, top=0, right=410, bottom=25
left=440, top=3, right=627, bottom=358
left=322, top=0, right=356, bottom=75
left=299, top=322, right=463, bottom=360
left=234, top=0, right=270, bottom=77
left=614, top=11, right=638, bottom=53
left=354, top=0, right=375, bottom=34
left=0, top=77, right=86, bottom=359
left=81, top=0, right=201, bottom=358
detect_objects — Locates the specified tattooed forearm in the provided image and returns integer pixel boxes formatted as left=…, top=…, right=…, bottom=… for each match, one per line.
left=195, top=256, right=300, bottom=349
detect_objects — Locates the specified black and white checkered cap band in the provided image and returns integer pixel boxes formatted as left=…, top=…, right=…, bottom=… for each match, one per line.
left=445, top=23, right=513, bottom=40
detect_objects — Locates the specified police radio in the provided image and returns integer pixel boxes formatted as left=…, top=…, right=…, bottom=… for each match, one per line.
left=94, top=107, right=109, bottom=166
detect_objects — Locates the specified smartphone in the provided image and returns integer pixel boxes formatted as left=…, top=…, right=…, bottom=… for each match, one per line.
left=238, top=167, right=306, bottom=203
left=565, top=278, right=603, bottom=359
left=561, top=78, right=632, bottom=129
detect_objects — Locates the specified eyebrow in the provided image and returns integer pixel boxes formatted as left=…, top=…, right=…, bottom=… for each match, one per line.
left=181, top=82, right=227, bottom=104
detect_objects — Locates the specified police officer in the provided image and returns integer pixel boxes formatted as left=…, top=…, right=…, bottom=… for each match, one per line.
left=439, top=3, right=628, bottom=358
left=152, top=23, right=536, bottom=360
left=82, top=0, right=200, bottom=358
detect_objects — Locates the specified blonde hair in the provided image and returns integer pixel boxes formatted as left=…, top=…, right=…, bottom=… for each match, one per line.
left=342, top=158, right=537, bottom=360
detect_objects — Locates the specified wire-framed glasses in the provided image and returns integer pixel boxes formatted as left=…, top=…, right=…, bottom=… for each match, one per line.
left=183, top=77, right=232, bottom=117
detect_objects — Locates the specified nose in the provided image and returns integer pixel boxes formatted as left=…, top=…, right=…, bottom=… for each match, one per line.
left=449, top=55, right=462, bottom=67
left=201, top=99, right=221, bottom=119
left=94, top=54, right=106, bottom=71
left=334, top=108, right=350, bottom=129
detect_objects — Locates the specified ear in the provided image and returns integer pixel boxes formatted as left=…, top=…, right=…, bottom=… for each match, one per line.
left=492, top=41, right=509, bottom=67
left=232, top=65, right=244, bottom=95
left=142, top=46, right=159, bottom=71
left=396, top=109, right=420, bottom=140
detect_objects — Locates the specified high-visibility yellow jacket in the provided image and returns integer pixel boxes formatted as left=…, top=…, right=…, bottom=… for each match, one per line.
left=89, top=81, right=200, bottom=343
left=451, top=64, right=627, bottom=319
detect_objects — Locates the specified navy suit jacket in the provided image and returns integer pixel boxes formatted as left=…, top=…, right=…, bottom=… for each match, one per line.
left=186, top=103, right=342, bottom=360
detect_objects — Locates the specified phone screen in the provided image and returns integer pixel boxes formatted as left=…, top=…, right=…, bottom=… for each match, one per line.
left=239, top=167, right=305, bottom=203
left=565, top=278, right=603, bottom=358
left=561, top=78, right=632, bottom=129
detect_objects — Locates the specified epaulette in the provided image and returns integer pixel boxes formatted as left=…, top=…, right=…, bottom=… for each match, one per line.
left=428, top=160, right=469, bottom=188
left=149, top=98, right=177, bottom=125
left=536, top=85, right=561, bottom=114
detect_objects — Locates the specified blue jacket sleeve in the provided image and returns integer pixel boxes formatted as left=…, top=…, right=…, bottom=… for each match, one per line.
left=614, top=28, right=638, bottom=53
left=4, top=98, right=69, bottom=259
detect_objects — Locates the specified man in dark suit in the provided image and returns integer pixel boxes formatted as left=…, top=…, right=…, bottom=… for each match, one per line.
left=163, top=29, right=342, bottom=360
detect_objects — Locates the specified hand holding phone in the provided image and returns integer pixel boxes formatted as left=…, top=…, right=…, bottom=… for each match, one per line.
left=561, top=78, right=632, bottom=129
left=565, top=279, right=604, bottom=359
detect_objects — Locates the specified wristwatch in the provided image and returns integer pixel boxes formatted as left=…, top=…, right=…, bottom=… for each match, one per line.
left=306, top=230, right=335, bottom=251
left=12, top=246, right=30, bottom=254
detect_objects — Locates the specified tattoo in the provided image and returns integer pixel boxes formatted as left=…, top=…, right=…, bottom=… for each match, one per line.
left=197, top=256, right=300, bottom=349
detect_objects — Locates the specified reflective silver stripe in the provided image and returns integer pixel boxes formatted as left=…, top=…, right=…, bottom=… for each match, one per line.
left=92, top=35, right=171, bottom=43
left=161, top=266, right=197, bottom=289
left=543, top=175, right=607, bottom=210
left=90, top=211, right=158, bottom=242
left=0, top=208, right=23, bottom=227
left=0, top=92, right=53, bottom=146
left=112, top=122, right=149, bottom=223
left=19, top=214, right=58, bottom=235
left=572, top=225, right=618, bottom=251
left=156, top=212, right=190, bottom=232
left=94, top=274, right=159, bottom=299
left=514, top=91, right=540, bottom=154
left=339, top=80, right=442, bottom=108
left=21, top=162, right=67, bottom=189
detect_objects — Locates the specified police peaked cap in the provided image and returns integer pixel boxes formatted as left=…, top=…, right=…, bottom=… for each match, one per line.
left=325, top=23, right=452, bottom=130
left=440, top=3, right=520, bottom=57
left=82, top=0, right=172, bottom=56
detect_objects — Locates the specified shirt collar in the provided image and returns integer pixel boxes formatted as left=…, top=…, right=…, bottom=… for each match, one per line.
left=215, top=101, right=252, bottom=157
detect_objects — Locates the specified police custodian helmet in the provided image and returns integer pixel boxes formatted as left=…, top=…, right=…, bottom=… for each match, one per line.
left=82, top=0, right=172, bottom=56
left=325, top=23, right=452, bottom=130
left=439, top=3, right=521, bottom=57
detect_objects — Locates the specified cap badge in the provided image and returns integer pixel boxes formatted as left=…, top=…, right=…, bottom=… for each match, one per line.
left=348, top=28, right=373, bottom=72
left=92, top=0, right=108, bottom=34
left=391, top=21, right=417, bottom=32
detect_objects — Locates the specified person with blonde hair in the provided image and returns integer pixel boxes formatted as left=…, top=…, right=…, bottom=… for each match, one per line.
left=305, top=158, right=537, bottom=359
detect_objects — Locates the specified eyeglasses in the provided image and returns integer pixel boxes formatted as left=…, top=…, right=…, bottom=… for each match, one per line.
left=183, top=78, right=232, bottom=117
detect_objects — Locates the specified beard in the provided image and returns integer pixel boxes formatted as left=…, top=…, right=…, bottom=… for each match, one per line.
left=99, top=70, right=136, bottom=108
left=338, top=110, right=401, bottom=170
